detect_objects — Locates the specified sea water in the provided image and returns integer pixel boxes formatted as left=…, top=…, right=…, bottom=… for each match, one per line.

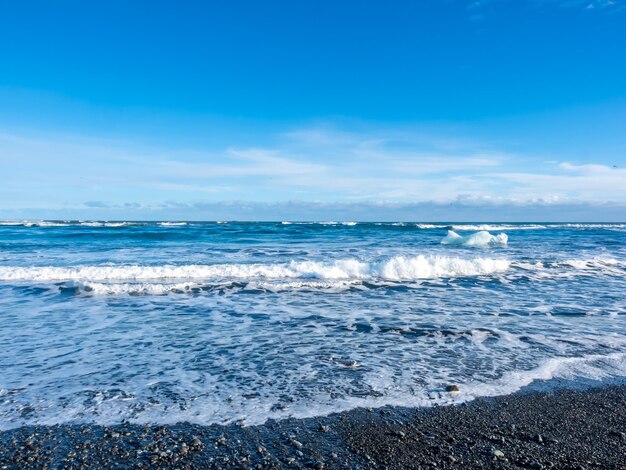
left=0, top=221, right=625, bottom=429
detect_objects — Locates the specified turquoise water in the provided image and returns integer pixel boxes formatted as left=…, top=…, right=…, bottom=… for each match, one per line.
left=0, top=221, right=625, bottom=429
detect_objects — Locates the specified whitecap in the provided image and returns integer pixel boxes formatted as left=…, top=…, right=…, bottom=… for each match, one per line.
left=416, top=223, right=448, bottom=229
left=0, top=255, right=510, bottom=284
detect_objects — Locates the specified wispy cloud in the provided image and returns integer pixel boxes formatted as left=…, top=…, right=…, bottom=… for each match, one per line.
left=466, top=0, right=624, bottom=16
left=0, top=124, right=625, bottom=220
left=559, top=0, right=621, bottom=9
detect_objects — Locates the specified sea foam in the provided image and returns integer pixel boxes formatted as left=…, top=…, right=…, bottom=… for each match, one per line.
left=2, top=220, right=626, bottom=431
left=0, top=255, right=510, bottom=283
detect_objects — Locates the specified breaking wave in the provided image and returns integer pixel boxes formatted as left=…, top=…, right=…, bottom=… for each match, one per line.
left=0, top=255, right=511, bottom=283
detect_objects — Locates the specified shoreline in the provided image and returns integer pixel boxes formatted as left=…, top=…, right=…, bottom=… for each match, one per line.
left=2, top=380, right=626, bottom=469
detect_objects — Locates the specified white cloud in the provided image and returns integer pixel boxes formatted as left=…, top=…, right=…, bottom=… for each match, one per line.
left=0, top=126, right=625, bottom=213
left=559, top=162, right=625, bottom=174
left=466, top=0, right=624, bottom=14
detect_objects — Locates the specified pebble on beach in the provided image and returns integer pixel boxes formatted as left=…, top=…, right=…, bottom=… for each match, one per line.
left=2, top=386, right=626, bottom=469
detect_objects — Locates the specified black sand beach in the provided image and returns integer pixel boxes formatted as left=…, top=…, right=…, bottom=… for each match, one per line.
left=2, top=383, right=626, bottom=469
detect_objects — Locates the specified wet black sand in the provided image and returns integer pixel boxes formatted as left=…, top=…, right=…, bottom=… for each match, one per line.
left=2, top=384, right=626, bottom=469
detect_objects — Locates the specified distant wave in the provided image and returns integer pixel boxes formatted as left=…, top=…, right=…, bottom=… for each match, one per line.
left=451, top=224, right=546, bottom=231
left=76, top=222, right=137, bottom=227
left=1, top=221, right=625, bottom=230
left=281, top=221, right=358, bottom=226
left=422, top=223, right=626, bottom=231
left=450, top=223, right=626, bottom=231
left=415, top=223, right=448, bottom=229
left=0, top=221, right=144, bottom=227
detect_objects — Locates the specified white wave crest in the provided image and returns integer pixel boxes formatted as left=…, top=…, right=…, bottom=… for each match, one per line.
left=556, top=258, right=625, bottom=271
left=450, top=224, right=545, bottom=231
left=26, top=221, right=72, bottom=227
left=416, top=224, right=448, bottom=229
left=0, top=255, right=511, bottom=283
left=557, top=223, right=626, bottom=230
left=450, top=223, right=626, bottom=231
left=441, top=230, right=508, bottom=247
left=79, top=222, right=135, bottom=227
left=0, top=221, right=144, bottom=227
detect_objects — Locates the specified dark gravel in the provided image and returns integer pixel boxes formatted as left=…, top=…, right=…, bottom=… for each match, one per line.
left=2, top=384, right=626, bottom=469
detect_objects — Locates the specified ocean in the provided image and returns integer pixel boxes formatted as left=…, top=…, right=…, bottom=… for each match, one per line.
left=0, top=221, right=625, bottom=430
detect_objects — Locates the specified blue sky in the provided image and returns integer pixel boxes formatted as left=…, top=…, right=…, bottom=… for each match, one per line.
left=0, top=0, right=625, bottom=221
